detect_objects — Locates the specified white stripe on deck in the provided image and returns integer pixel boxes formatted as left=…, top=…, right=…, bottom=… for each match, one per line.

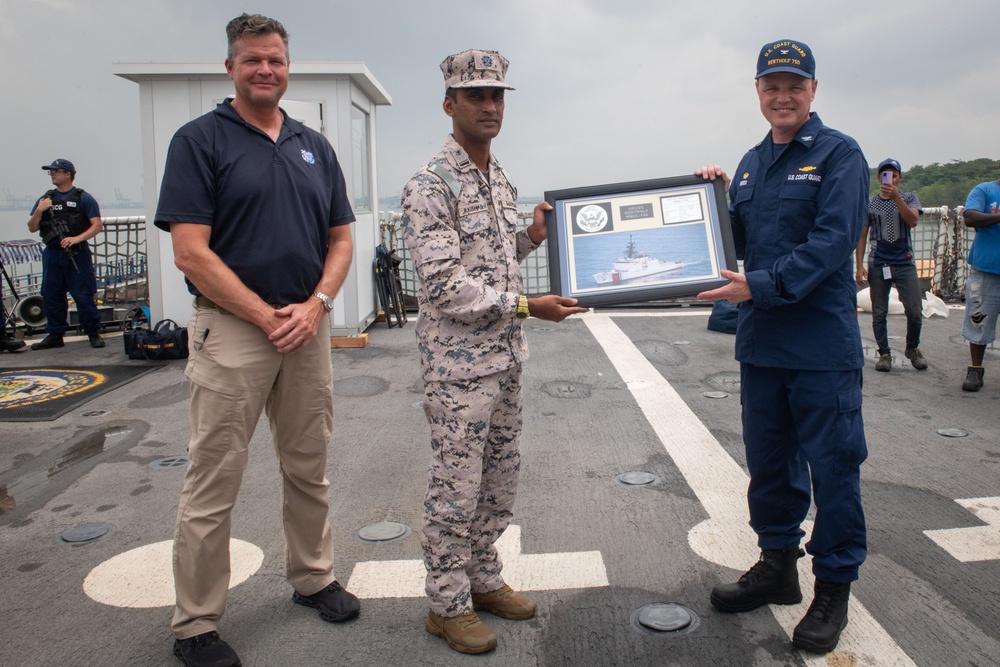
left=346, top=524, right=609, bottom=598
left=925, top=496, right=1000, bottom=562
left=583, top=311, right=916, bottom=666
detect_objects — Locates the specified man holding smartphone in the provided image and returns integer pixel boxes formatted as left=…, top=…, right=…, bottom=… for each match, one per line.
left=855, top=158, right=927, bottom=372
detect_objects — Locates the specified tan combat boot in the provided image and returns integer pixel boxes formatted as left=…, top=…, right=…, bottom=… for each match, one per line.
left=425, top=610, right=497, bottom=654
left=472, top=583, right=537, bottom=620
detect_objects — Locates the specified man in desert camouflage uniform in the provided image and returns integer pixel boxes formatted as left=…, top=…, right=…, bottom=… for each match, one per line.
left=400, top=49, right=587, bottom=655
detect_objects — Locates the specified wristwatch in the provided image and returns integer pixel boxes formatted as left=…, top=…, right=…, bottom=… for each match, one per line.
left=312, top=291, right=335, bottom=312
left=515, top=294, right=530, bottom=320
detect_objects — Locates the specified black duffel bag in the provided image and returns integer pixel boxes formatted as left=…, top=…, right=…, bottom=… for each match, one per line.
left=123, top=312, right=189, bottom=361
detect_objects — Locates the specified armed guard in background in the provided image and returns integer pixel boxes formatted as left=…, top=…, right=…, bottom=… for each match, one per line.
left=27, top=159, right=106, bottom=349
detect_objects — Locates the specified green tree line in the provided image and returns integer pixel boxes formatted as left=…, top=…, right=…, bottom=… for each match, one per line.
left=870, top=158, right=998, bottom=208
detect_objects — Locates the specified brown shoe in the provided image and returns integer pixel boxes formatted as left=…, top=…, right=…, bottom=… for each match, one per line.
left=472, top=583, right=537, bottom=620
left=426, top=611, right=497, bottom=654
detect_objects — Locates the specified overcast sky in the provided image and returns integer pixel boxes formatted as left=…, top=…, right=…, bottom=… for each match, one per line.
left=2, top=0, right=997, bottom=216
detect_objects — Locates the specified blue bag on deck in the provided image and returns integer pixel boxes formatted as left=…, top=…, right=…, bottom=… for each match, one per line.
left=707, top=300, right=738, bottom=334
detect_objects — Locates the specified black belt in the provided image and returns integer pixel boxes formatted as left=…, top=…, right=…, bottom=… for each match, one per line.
left=194, top=295, right=229, bottom=314
left=194, top=296, right=283, bottom=313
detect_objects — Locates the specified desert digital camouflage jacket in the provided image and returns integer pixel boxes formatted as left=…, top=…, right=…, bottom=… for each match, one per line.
left=401, top=134, right=538, bottom=381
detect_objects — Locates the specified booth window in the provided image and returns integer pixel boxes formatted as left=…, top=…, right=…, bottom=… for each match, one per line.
left=351, top=105, right=371, bottom=211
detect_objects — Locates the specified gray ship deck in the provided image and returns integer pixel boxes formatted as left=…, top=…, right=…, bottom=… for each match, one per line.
left=1, top=306, right=998, bottom=666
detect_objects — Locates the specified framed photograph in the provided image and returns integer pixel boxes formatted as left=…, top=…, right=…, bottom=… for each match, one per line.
left=544, top=175, right=737, bottom=307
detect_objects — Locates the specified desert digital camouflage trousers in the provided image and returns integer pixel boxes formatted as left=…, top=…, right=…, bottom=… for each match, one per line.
left=420, top=365, right=523, bottom=617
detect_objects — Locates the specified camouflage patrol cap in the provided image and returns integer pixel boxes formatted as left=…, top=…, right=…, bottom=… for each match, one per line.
left=440, top=49, right=515, bottom=90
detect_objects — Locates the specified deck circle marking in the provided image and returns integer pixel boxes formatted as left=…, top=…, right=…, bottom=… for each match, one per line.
left=356, top=521, right=411, bottom=543
left=59, top=523, right=115, bottom=544
left=633, top=603, right=699, bottom=634
left=617, top=471, right=660, bottom=486
left=150, top=456, right=190, bottom=469
left=83, top=539, right=264, bottom=608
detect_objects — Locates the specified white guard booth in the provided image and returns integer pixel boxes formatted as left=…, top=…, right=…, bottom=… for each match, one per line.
left=113, top=62, right=392, bottom=338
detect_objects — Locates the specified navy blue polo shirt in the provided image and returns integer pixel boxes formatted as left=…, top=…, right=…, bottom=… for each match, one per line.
left=728, top=113, right=869, bottom=370
left=154, top=99, right=355, bottom=305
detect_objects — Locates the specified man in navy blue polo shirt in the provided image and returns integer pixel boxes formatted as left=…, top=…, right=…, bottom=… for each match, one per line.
left=697, top=39, right=869, bottom=654
left=856, top=158, right=927, bottom=372
left=155, top=13, right=359, bottom=667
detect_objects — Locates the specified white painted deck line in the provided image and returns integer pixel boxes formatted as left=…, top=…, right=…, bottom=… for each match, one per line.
left=925, top=496, right=1000, bottom=562
left=584, top=312, right=916, bottom=666
left=346, top=524, right=609, bottom=599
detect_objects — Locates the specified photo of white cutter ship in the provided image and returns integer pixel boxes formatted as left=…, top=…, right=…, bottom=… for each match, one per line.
left=593, top=235, right=689, bottom=285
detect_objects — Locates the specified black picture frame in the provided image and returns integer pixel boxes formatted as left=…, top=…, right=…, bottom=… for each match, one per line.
left=544, top=175, right=737, bottom=307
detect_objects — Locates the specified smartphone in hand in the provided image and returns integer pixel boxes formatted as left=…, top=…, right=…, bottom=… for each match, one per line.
left=881, top=171, right=893, bottom=185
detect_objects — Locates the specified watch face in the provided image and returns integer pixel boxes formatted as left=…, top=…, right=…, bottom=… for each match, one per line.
left=314, top=293, right=334, bottom=311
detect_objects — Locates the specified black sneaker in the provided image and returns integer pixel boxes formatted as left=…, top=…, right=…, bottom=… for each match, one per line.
left=292, top=580, right=361, bottom=622
left=0, top=334, right=25, bottom=353
left=88, top=332, right=105, bottom=348
left=172, top=631, right=241, bottom=667
left=792, top=580, right=851, bottom=653
left=30, top=333, right=64, bottom=350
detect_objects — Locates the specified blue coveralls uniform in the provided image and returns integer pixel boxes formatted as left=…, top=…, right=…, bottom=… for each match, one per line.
left=728, top=112, right=869, bottom=583
left=32, top=188, right=103, bottom=335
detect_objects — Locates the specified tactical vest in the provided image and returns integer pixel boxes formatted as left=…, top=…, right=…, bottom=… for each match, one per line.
left=40, top=187, right=90, bottom=248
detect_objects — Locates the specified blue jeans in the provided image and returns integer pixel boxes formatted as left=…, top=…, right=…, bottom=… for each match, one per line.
left=868, top=263, right=922, bottom=355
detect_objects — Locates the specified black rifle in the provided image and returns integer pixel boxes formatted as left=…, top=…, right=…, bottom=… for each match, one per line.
left=39, top=200, right=80, bottom=272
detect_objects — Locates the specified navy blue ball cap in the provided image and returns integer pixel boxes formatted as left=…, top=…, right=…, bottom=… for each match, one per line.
left=877, top=158, right=902, bottom=173
left=41, top=158, right=75, bottom=173
left=756, top=40, right=815, bottom=79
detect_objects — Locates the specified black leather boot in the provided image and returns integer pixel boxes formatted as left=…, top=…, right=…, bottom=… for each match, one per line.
left=30, top=333, right=64, bottom=350
left=710, top=547, right=804, bottom=612
left=0, top=333, right=26, bottom=353
left=792, top=579, right=851, bottom=653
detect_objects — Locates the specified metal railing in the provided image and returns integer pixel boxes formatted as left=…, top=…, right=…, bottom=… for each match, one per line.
left=383, top=206, right=978, bottom=309
left=1, top=216, right=148, bottom=325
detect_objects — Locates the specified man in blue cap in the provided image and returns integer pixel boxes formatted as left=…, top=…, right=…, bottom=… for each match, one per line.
left=856, top=158, right=927, bottom=372
left=696, top=39, right=869, bottom=654
left=27, top=159, right=105, bottom=349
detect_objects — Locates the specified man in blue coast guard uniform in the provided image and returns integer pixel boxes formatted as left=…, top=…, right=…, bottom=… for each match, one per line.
left=697, top=39, right=869, bottom=654
left=26, top=159, right=106, bottom=349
